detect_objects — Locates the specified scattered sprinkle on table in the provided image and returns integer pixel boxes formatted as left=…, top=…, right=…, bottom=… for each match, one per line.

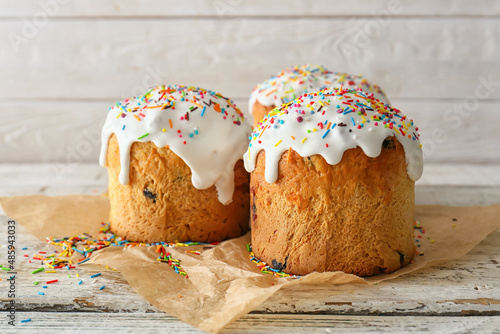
left=247, top=244, right=298, bottom=279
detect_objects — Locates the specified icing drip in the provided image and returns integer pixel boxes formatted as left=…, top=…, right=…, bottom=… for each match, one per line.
left=244, top=87, right=423, bottom=183
left=100, top=85, right=251, bottom=205
left=249, top=64, right=390, bottom=115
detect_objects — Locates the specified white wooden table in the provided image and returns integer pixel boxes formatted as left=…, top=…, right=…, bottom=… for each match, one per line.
left=1, top=163, right=500, bottom=333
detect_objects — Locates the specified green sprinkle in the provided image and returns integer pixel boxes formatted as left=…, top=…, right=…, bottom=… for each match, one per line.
left=33, top=281, right=39, bottom=285
left=1, top=267, right=9, bottom=271
left=31, top=267, right=45, bottom=274
left=137, top=133, right=149, bottom=140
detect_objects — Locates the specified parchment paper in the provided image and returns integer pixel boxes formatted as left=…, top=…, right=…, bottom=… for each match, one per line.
left=1, top=195, right=500, bottom=333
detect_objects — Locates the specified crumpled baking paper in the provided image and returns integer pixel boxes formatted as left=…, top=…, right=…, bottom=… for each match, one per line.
left=1, top=195, right=499, bottom=333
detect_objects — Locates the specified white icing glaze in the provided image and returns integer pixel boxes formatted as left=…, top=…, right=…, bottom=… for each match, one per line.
left=100, top=85, right=251, bottom=205
left=249, top=64, right=390, bottom=116
left=244, top=87, right=423, bottom=183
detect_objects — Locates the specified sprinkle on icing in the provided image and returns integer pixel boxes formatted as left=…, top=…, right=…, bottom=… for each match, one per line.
left=244, top=87, right=423, bottom=183
left=100, top=85, right=251, bottom=205
left=249, top=64, right=390, bottom=116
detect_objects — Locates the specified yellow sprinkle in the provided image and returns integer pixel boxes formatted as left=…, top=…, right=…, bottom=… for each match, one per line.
left=76, top=274, right=79, bottom=277
left=116, top=112, right=122, bottom=118
left=301, top=137, right=307, bottom=144
left=312, top=128, right=317, bottom=132
left=319, top=101, right=325, bottom=107
left=452, top=224, right=456, bottom=227
left=419, top=144, right=422, bottom=148
left=45, top=271, right=57, bottom=273
left=162, top=128, right=166, bottom=132
left=431, top=240, right=435, bottom=244
left=275, top=140, right=282, bottom=147
left=248, top=147, right=251, bottom=160
left=106, top=266, right=109, bottom=270
left=361, top=115, right=367, bottom=123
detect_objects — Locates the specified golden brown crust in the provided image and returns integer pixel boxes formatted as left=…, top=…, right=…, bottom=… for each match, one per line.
left=252, top=100, right=276, bottom=128
left=250, top=137, right=415, bottom=276
left=106, top=134, right=250, bottom=243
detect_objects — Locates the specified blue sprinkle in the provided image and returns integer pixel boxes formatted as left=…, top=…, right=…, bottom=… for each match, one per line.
left=122, top=125, right=126, bottom=130
left=351, top=117, right=356, bottom=126
left=78, top=280, right=83, bottom=285
left=42, top=286, right=47, bottom=288
left=38, top=292, right=45, bottom=296
left=201, top=106, right=206, bottom=117
left=194, top=130, right=199, bottom=135
left=90, top=273, right=101, bottom=279
left=322, top=129, right=330, bottom=139
left=331, top=123, right=337, bottom=130
left=22, top=247, right=28, bottom=250
left=100, top=285, right=105, bottom=290
left=189, top=133, right=194, bottom=137
left=20, top=319, right=31, bottom=323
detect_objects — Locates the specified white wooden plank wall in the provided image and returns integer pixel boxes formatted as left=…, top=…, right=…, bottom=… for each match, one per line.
left=0, top=0, right=499, bottom=164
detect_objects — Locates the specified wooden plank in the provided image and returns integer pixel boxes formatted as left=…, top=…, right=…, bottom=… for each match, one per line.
left=1, top=163, right=500, bottom=191
left=2, top=313, right=500, bottom=333
left=2, top=164, right=500, bottom=208
left=1, top=0, right=500, bottom=17
left=1, top=100, right=499, bottom=164
left=1, top=182, right=499, bottom=316
left=1, top=19, right=499, bottom=100
left=0, top=169, right=499, bottom=330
